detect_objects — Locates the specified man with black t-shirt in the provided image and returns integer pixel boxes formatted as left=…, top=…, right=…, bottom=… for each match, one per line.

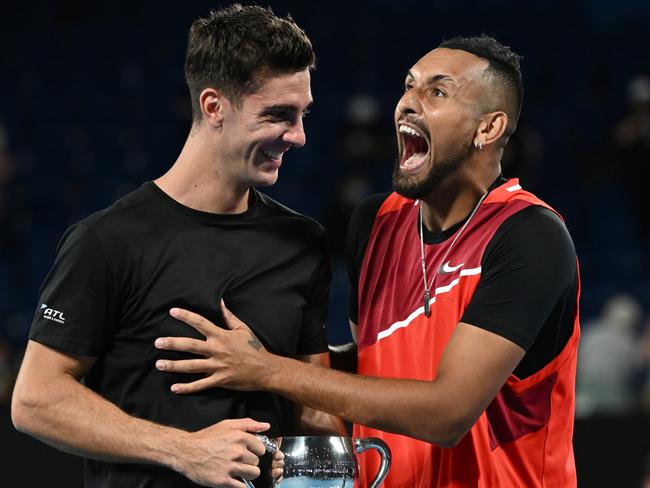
left=11, top=5, right=343, bottom=488
left=156, top=36, right=580, bottom=487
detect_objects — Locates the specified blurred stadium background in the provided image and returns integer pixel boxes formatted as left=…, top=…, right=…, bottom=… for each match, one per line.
left=1, top=0, right=649, bottom=486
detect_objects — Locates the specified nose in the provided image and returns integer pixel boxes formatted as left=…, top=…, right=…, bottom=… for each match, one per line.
left=283, top=118, right=306, bottom=148
left=396, top=89, right=419, bottom=118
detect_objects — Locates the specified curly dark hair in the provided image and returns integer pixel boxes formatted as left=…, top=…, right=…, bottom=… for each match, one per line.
left=439, top=34, right=523, bottom=138
left=184, top=4, right=315, bottom=120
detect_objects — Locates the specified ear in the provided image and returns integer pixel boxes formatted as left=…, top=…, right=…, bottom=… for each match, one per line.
left=198, top=88, right=230, bottom=129
left=474, top=111, right=509, bottom=148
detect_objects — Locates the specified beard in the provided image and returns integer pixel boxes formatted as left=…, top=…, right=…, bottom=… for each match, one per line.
left=392, top=139, right=473, bottom=200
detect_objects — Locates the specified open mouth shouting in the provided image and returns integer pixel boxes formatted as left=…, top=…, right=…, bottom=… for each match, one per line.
left=398, top=124, right=430, bottom=175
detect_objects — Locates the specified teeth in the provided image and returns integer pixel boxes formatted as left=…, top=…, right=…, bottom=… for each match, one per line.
left=399, top=125, right=423, bottom=138
left=261, top=148, right=282, bottom=159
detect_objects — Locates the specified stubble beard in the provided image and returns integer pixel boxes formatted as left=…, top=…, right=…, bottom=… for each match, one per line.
left=392, top=140, right=473, bottom=200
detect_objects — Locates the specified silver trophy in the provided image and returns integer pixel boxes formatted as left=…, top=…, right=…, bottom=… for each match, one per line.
left=244, top=435, right=391, bottom=488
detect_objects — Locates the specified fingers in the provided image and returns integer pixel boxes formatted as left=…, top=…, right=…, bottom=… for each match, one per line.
left=236, top=448, right=262, bottom=467
left=245, top=437, right=266, bottom=458
left=169, top=376, right=218, bottom=394
left=271, top=436, right=284, bottom=481
left=235, top=463, right=261, bottom=482
left=272, top=449, right=285, bottom=464
left=154, top=337, right=208, bottom=355
left=220, top=301, right=265, bottom=353
left=220, top=300, right=249, bottom=331
left=155, top=358, right=209, bottom=374
left=222, top=418, right=271, bottom=434
left=271, top=466, right=284, bottom=484
left=170, top=307, right=219, bottom=336
left=219, top=419, right=268, bottom=457
left=271, top=450, right=285, bottom=484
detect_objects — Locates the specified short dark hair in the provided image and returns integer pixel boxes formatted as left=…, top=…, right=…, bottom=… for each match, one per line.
left=184, top=4, right=315, bottom=121
left=439, top=34, right=523, bottom=138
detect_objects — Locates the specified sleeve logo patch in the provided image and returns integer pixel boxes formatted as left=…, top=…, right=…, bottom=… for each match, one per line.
left=41, top=303, right=66, bottom=324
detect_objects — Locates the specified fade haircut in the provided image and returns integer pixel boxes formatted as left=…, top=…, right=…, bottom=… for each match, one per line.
left=439, top=34, right=523, bottom=141
left=184, top=4, right=315, bottom=121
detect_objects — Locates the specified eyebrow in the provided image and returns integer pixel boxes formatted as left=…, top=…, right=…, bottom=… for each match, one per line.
left=406, top=71, right=456, bottom=85
left=261, top=102, right=313, bottom=113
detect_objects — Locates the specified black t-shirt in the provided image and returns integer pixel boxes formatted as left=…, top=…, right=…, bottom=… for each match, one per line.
left=346, top=188, right=577, bottom=379
left=29, top=182, right=331, bottom=487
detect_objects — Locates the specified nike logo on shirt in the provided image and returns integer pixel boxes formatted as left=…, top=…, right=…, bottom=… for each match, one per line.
left=438, top=261, right=464, bottom=274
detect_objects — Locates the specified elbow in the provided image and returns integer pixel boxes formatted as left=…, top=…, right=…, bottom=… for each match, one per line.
left=11, top=393, right=28, bottom=433
left=422, top=415, right=475, bottom=449
left=435, top=428, right=468, bottom=449
left=11, top=389, right=31, bottom=433
left=11, top=383, right=41, bottom=435
left=439, top=412, right=475, bottom=448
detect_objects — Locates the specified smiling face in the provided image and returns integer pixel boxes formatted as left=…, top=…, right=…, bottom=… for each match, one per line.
left=393, top=48, right=490, bottom=199
left=218, top=68, right=312, bottom=189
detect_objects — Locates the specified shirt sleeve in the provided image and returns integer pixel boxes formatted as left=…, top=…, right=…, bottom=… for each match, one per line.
left=295, top=226, right=332, bottom=355
left=346, top=193, right=390, bottom=324
left=460, top=205, right=577, bottom=351
left=29, top=223, right=118, bottom=357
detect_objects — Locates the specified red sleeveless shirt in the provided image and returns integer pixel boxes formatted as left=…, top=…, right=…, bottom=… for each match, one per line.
left=354, top=179, right=579, bottom=487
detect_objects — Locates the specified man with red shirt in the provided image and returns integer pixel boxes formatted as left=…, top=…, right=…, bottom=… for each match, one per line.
left=157, top=35, right=579, bottom=487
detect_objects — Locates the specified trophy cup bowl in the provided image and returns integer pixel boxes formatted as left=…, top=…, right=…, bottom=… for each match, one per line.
left=244, top=435, right=391, bottom=488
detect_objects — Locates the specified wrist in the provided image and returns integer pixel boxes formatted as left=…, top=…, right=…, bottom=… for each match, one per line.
left=257, top=352, right=289, bottom=391
left=148, top=426, right=190, bottom=473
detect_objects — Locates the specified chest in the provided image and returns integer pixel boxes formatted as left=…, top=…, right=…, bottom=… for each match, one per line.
left=356, top=204, right=501, bottom=354
left=110, top=225, right=321, bottom=355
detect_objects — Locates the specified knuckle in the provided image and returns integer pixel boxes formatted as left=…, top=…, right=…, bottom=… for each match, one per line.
left=231, top=434, right=246, bottom=448
left=235, top=431, right=249, bottom=443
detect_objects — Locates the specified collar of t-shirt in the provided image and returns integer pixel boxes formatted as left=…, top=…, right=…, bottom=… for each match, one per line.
left=146, top=181, right=261, bottom=224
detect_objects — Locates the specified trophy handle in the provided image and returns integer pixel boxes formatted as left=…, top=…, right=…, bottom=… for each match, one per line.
left=354, top=437, right=392, bottom=488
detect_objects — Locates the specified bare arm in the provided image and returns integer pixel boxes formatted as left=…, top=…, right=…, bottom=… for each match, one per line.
left=294, top=352, right=348, bottom=436
left=12, top=340, right=269, bottom=487
left=157, top=304, right=524, bottom=447
left=262, top=323, right=523, bottom=447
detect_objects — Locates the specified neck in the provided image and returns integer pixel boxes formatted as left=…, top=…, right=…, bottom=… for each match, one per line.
left=154, top=124, right=249, bottom=214
left=419, top=166, right=500, bottom=233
